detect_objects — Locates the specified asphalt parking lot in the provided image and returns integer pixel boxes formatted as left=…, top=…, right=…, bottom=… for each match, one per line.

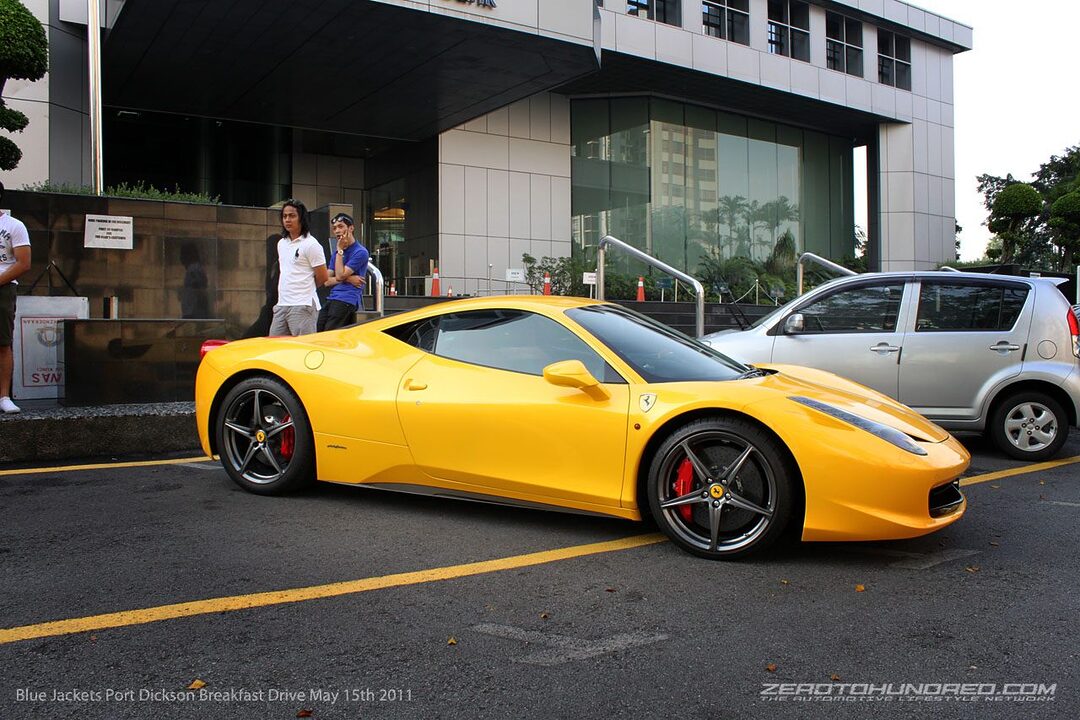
left=1, top=432, right=1077, bottom=719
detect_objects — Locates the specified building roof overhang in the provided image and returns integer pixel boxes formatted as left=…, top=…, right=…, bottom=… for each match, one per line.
left=102, top=0, right=599, bottom=140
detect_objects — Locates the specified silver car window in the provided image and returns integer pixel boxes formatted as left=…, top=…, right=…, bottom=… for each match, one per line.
left=915, top=283, right=1028, bottom=332
left=795, top=282, right=904, bottom=333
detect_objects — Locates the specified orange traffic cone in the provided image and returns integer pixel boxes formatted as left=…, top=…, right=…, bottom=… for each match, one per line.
left=430, top=267, right=441, bottom=296
left=389, top=281, right=397, bottom=296
left=447, top=285, right=453, bottom=297
left=543, top=272, right=551, bottom=296
left=636, top=276, right=645, bottom=302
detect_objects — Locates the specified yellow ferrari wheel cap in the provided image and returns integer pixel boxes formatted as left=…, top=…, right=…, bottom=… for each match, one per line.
left=709, top=484, right=725, bottom=499
left=255, top=430, right=267, bottom=443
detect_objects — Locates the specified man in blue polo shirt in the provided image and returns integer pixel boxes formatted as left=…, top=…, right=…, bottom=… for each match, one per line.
left=317, top=213, right=370, bottom=332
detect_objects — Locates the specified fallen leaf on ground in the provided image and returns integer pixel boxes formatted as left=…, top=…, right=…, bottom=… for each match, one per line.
left=540, top=612, right=549, bottom=620
left=187, top=680, right=206, bottom=690
left=965, top=566, right=981, bottom=573
left=765, top=663, right=778, bottom=672
left=447, top=637, right=458, bottom=645
left=780, top=579, right=790, bottom=586
left=990, top=484, right=1000, bottom=489
left=989, top=541, right=1000, bottom=547
left=830, top=674, right=841, bottom=681
left=297, top=710, right=313, bottom=718
left=855, top=584, right=866, bottom=592
left=605, top=587, right=617, bottom=593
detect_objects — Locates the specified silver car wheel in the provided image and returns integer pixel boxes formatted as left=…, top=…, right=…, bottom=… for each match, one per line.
left=221, top=387, right=296, bottom=484
left=1002, top=400, right=1058, bottom=453
left=654, top=428, right=778, bottom=554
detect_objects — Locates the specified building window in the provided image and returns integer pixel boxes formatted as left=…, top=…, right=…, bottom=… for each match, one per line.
left=878, top=29, right=911, bottom=90
left=627, top=0, right=680, bottom=25
left=767, top=0, right=810, bottom=62
left=702, top=0, right=749, bottom=45
left=825, top=12, right=863, bottom=76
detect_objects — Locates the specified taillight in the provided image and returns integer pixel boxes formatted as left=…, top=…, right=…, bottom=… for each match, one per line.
left=1068, top=309, right=1079, bottom=358
left=200, top=339, right=229, bottom=360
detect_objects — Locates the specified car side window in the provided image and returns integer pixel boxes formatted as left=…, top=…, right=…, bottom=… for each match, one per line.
left=385, top=317, right=438, bottom=351
left=916, top=282, right=1029, bottom=331
left=793, top=283, right=904, bottom=333
left=408, top=309, right=624, bottom=382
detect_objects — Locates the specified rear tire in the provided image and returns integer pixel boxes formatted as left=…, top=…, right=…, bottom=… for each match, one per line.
left=647, top=417, right=797, bottom=560
left=989, top=391, right=1068, bottom=461
left=215, top=376, right=315, bottom=494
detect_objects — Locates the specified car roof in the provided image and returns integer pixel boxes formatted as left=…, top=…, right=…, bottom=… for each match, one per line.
left=358, top=295, right=607, bottom=332
left=816, top=270, right=1065, bottom=288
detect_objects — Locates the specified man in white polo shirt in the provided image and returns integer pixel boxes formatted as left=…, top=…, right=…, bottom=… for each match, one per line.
left=0, top=181, right=32, bottom=413
left=269, top=199, right=328, bottom=336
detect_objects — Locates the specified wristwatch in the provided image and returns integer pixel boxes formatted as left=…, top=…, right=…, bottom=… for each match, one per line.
left=336, top=249, right=344, bottom=256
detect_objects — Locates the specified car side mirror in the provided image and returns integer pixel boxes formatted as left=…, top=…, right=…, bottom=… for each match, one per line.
left=543, top=360, right=610, bottom=400
left=784, top=313, right=805, bottom=334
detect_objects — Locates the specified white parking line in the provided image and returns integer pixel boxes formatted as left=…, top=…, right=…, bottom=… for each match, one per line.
left=837, top=546, right=981, bottom=569
left=1043, top=500, right=1080, bottom=508
left=471, top=623, right=668, bottom=666
left=178, top=462, right=222, bottom=471
left=888, top=548, right=982, bottom=570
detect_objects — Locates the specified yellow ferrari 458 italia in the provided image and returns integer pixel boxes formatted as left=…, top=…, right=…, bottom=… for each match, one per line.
left=196, top=296, right=968, bottom=560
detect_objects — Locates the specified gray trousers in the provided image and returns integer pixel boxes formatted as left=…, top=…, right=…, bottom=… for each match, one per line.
left=269, top=304, right=318, bottom=336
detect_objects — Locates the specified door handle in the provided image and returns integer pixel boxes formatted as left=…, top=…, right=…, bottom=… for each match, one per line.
left=988, top=342, right=1021, bottom=353
left=869, top=343, right=900, bottom=354
left=404, top=379, right=428, bottom=391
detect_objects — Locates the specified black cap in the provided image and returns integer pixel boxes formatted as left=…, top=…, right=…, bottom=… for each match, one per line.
left=331, top=212, right=354, bottom=226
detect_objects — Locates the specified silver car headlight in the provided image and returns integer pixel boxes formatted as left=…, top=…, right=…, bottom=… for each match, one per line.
left=789, top=396, right=928, bottom=456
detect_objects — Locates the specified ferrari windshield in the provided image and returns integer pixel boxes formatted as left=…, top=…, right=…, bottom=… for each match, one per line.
left=567, top=304, right=752, bottom=383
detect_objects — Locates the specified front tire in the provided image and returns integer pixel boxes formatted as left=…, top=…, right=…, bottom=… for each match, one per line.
left=989, top=391, right=1068, bottom=461
left=215, top=376, right=315, bottom=494
left=647, top=417, right=797, bottom=560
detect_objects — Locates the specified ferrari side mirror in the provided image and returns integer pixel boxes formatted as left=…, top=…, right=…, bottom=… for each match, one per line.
left=543, top=360, right=610, bottom=400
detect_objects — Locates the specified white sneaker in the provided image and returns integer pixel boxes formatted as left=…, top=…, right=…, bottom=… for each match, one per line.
left=0, top=396, right=20, bottom=414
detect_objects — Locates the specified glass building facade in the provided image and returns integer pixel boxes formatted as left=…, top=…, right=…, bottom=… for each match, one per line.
left=571, top=97, right=854, bottom=286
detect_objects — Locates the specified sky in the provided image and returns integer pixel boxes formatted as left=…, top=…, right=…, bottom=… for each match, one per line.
left=857, top=0, right=1080, bottom=261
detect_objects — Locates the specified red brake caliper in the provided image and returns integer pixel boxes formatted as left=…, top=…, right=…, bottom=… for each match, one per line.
left=674, top=458, right=694, bottom=522
left=279, top=414, right=295, bottom=460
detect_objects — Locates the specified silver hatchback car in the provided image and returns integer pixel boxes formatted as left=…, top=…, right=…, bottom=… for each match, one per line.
left=702, top=271, right=1080, bottom=460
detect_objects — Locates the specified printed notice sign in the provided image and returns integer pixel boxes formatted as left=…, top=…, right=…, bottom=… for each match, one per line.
left=582, top=272, right=597, bottom=286
left=84, top=214, right=134, bottom=249
left=505, top=268, right=526, bottom=283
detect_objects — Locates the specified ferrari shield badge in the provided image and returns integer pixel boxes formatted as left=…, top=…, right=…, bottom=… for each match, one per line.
left=639, top=393, right=657, bottom=413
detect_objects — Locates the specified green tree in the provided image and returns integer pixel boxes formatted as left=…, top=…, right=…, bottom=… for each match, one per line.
left=1049, top=190, right=1080, bottom=270
left=0, top=0, right=48, bottom=171
left=988, top=183, right=1041, bottom=265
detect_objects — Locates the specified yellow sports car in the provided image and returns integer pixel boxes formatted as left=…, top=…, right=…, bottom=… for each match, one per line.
left=196, top=296, right=968, bottom=560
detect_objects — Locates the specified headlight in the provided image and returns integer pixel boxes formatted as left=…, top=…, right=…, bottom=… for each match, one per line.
left=789, top=396, right=928, bottom=456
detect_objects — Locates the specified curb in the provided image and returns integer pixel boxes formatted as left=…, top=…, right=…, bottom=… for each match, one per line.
left=0, top=403, right=200, bottom=463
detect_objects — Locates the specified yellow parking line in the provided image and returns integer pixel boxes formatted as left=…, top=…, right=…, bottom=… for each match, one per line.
left=0, top=456, right=213, bottom=477
left=960, top=455, right=1080, bottom=487
left=0, top=534, right=668, bottom=645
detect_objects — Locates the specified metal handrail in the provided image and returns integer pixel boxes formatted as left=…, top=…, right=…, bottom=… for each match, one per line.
left=366, top=264, right=384, bottom=316
left=796, top=252, right=858, bottom=295
left=596, top=234, right=706, bottom=337
left=939, top=266, right=962, bottom=272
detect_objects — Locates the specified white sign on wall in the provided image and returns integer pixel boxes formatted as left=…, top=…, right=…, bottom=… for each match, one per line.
left=13, top=296, right=91, bottom=400
left=505, top=268, right=526, bottom=283
left=84, top=214, right=134, bottom=250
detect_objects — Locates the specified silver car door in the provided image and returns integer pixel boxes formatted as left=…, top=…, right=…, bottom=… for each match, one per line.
left=770, top=280, right=908, bottom=398
left=899, top=278, right=1030, bottom=421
